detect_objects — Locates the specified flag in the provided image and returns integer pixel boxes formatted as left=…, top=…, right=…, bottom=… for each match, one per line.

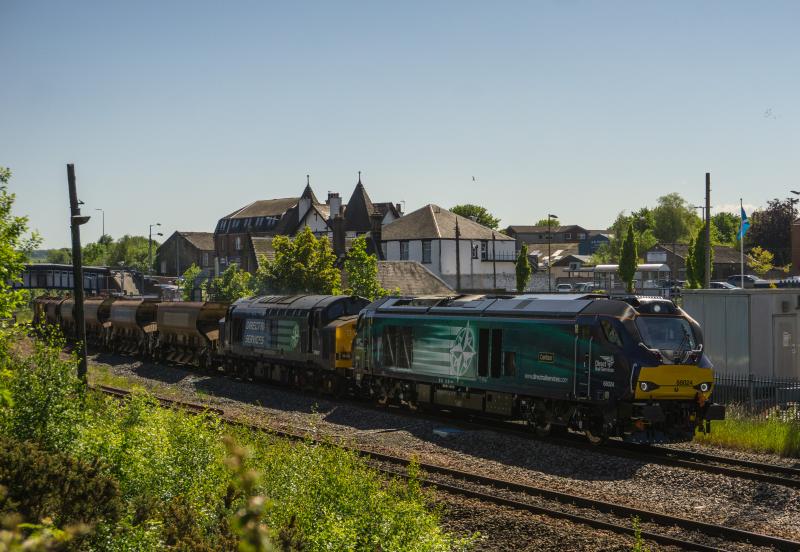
left=738, top=206, right=750, bottom=240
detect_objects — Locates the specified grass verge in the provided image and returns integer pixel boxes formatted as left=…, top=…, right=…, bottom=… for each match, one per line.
left=695, top=404, right=800, bottom=457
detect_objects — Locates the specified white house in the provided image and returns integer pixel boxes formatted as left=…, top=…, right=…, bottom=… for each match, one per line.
left=381, top=204, right=517, bottom=292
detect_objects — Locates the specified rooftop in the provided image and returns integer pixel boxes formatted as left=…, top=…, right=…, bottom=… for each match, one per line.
left=382, top=204, right=513, bottom=241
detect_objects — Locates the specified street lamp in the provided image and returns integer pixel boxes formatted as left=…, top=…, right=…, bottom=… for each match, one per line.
left=547, top=214, right=557, bottom=293
left=95, top=208, right=105, bottom=238
left=148, top=223, right=162, bottom=276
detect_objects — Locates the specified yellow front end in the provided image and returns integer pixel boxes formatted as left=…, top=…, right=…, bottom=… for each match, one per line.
left=334, top=319, right=358, bottom=369
left=634, top=364, right=714, bottom=402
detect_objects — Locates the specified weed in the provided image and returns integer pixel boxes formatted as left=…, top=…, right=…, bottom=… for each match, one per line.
left=696, top=404, right=800, bottom=457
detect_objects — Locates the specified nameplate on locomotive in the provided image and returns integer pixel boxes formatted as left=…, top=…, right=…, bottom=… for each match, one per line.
left=538, top=352, right=554, bottom=363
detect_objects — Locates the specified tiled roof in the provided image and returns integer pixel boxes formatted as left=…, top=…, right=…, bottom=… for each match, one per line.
left=507, top=224, right=587, bottom=234
left=178, top=231, right=215, bottom=251
left=376, top=261, right=454, bottom=295
left=224, top=197, right=299, bottom=219
left=525, top=242, right=581, bottom=264
left=654, top=243, right=742, bottom=264
left=251, top=236, right=276, bottom=267
left=343, top=180, right=376, bottom=232
left=382, top=204, right=513, bottom=241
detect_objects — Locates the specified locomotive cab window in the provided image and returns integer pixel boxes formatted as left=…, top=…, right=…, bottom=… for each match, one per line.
left=383, top=326, right=413, bottom=369
left=601, top=320, right=623, bottom=347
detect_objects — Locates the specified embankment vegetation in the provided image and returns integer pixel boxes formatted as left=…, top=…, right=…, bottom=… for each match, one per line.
left=0, top=328, right=470, bottom=551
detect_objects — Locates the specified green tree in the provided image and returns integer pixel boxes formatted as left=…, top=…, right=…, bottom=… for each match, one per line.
left=748, top=198, right=795, bottom=265
left=344, top=236, right=386, bottom=300
left=593, top=212, right=655, bottom=264
left=450, top=204, right=500, bottom=229
left=618, top=224, right=637, bottom=293
left=107, top=235, right=159, bottom=272
left=515, top=244, right=531, bottom=293
left=534, top=217, right=560, bottom=227
left=254, top=227, right=341, bottom=295
left=45, top=248, right=72, bottom=264
left=685, top=236, right=697, bottom=288
left=207, top=264, right=252, bottom=301
left=179, top=263, right=202, bottom=301
left=711, top=212, right=740, bottom=246
left=688, top=228, right=714, bottom=288
left=746, top=246, right=790, bottom=278
left=0, top=167, right=41, bottom=318
left=653, top=193, right=700, bottom=245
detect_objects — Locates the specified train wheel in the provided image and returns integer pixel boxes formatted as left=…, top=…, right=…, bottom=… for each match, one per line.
left=584, top=418, right=608, bottom=445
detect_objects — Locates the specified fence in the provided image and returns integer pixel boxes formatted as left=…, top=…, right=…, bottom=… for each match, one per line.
left=713, top=373, right=800, bottom=420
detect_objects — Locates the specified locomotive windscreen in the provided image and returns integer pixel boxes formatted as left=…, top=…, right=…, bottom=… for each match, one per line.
left=635, top=316, right=697, bottom=353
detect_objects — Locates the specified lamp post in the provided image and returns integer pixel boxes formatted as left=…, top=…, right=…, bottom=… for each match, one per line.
left=95, top=208, right=105, bottom=238
left=148, top=223, right=162, bottom=275
left=547, top=214, right=557, bottom=292
left=789, top=192, right=799, bottom=272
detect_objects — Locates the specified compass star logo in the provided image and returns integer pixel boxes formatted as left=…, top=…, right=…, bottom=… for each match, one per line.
left=288, top=323, right=300, bottom=350
left=450, top=323, right=476, bottom=378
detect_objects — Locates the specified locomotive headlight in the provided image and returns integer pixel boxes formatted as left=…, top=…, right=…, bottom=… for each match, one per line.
left=694, top=382, right=712, bottom=393
left=639, top=381, right=660, bottom=392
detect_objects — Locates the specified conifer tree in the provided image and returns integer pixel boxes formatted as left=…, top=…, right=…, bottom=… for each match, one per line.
left=515, top=244, right=531, bottom=293
left=618, top=223, right=637, bottom=293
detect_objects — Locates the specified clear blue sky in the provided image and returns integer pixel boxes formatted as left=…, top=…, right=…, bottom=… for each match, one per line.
left=2, top=1, right=798, bottom=248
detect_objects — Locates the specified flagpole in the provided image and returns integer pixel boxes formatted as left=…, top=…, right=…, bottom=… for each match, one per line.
left=740, top=198, right=744, bottom=289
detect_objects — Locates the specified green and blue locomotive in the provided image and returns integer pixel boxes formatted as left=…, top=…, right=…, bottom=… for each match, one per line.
left=353, top=294, right=724, bottom=442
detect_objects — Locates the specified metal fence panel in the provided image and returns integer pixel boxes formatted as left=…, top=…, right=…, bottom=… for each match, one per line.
left=713, top=372, right=800, bottom=420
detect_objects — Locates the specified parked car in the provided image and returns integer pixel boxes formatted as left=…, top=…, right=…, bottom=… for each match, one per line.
left=572, top=282, right=596, bottom=292
left=727, top=274, right=768, bottom=288
left=709, top=281, right=737, bottom=290
left=555, top=283, right=573, bottom=293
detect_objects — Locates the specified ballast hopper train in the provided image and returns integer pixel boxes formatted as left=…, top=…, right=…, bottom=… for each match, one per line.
left=33, top=292, right=724, bottom=443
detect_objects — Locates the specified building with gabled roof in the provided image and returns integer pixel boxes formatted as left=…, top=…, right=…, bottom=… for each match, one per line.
left=156, top=231, right=215, bottom=276
left=381, top=204, right=516, bottom=292
left=214, top=175, right=403, bottom=273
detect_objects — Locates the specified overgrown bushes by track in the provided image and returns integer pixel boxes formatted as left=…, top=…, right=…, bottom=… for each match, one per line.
left=694, top=403, right=800, bottom=457
left=0, top=328, right=472, bottom=551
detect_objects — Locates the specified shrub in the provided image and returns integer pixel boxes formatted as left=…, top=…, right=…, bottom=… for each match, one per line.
left=0, top=438, right=121, bottom=528
left=0, top=329, right=85, bottom=451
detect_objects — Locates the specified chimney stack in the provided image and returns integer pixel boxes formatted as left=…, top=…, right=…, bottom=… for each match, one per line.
left=369, top=211, right=384, bottom=260
left=327, top=192, right=342, bottom=221
left=332, top=213, right=346, bottom=258
left=395, top=203, right=403, bottom=216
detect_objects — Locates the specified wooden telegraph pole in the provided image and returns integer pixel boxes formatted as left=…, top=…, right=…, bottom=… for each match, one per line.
left=704, top=173, right=712, bottom=288
left=67, top=164, right=90, bottom=382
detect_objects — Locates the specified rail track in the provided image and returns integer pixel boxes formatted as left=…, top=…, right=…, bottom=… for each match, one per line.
left=95, top=352, right=800, bottom=489
left=93, top=384, right=800, bottom=551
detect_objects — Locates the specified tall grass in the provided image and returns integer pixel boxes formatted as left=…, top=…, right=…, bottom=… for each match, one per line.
left=0, top=330, right=471, bottom=550
left=695, top=403, right=800, bottom=457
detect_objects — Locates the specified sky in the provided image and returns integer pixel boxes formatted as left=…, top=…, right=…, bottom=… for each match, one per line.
left=1, top=1, right=798, bottom=248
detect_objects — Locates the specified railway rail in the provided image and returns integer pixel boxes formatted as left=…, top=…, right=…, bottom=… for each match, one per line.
left=93, top=384, right=800, bottom=551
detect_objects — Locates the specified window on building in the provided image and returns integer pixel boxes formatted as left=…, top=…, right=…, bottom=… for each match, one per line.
left=565, top=232, right=572, bottom=240
left=422, top=240, right=432, bottom=264
left=400, top=241, right=409, bottom=260
left=471, top=243, right=479, bottom=259
left=202, top=252, right=209, bottom=266
left=382, top=326, right=413, bottom=368
left=480, top=240, right=488, bottom=261
left=235, top=236, right=242, bottom=251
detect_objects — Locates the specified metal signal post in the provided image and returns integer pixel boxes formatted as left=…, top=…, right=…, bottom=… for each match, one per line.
left=67, top=164, right=90, bottom=382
